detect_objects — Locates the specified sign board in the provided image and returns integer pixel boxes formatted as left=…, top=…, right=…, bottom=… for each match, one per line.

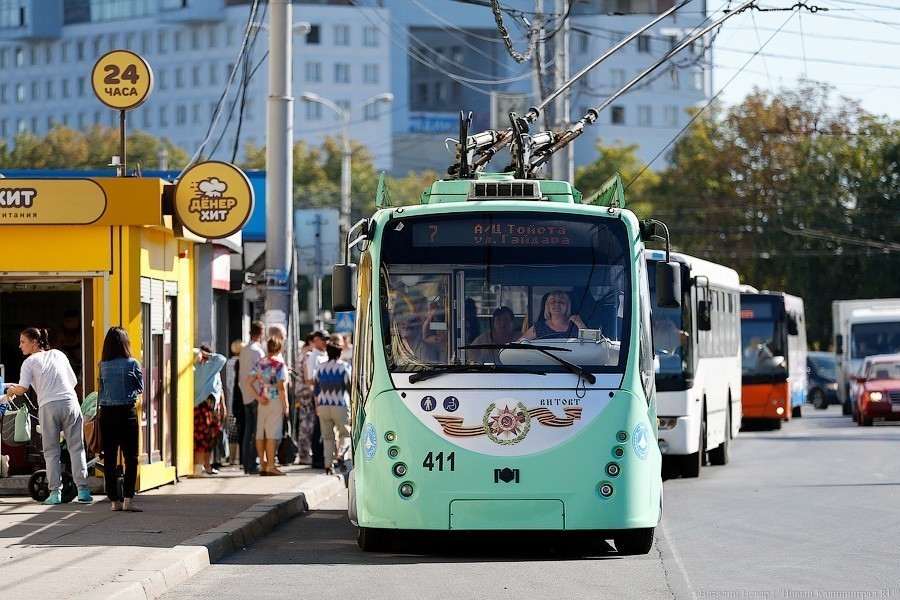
left=491, top=92, right=529, bottom=130
left=174, top=161, right=255, bottom=239
left=265, top=268, right=290, bottom=291
left=0, top=179, right=107, bottom=225
left=335, top=311, right=356, bottom=334
left=294, top=209, right=339, bottom=277
left=92, top=50, right=154, bottom=111
left=407, top=112, right=458, bottom=134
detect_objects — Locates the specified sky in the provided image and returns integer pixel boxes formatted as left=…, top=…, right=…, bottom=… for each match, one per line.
left=707, top=0, right=900, bottom=121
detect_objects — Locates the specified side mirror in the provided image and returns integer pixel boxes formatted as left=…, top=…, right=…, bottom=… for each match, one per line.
left=655, top=261, right=681, bottom=308
left=835, top=334, right=843, bottom=355
left=332, top=264, right=357, bottom=312
left=787, top=313, right=799, bottom=336
left=698, top=300, right=712, bottom=331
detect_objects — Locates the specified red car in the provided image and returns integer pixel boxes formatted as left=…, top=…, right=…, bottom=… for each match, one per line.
left=855, top=354, right=900, bottom=426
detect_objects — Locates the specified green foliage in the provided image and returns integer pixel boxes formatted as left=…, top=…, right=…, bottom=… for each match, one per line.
left=574, top=139, right=659, bottom=216
left=650, top=81, right=900, bottom=347
left=0, top=124, right=189, bottom=171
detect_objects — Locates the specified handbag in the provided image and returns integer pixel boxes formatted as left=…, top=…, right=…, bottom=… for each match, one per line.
left=277, top=417, right=298, bottom=466
left=85, top=413, right=103, bottom=455
left=14, top=407, right=31, bottom=443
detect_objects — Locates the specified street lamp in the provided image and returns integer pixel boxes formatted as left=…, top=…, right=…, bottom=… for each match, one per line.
left=300, top=91, right=393, bottom=256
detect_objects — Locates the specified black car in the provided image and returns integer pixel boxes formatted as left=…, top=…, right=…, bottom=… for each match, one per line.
left=807, top=351, right=838, bottom=409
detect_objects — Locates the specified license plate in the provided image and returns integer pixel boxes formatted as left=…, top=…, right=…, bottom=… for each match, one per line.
left=892, top=404, right=900, bottom=413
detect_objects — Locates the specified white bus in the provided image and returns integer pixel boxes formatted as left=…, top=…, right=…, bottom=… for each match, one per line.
left=645, top=250, right=742, bottom=478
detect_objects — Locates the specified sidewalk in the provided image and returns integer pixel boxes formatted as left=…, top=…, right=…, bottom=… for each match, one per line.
left=0, top=464, right=346, bottom=600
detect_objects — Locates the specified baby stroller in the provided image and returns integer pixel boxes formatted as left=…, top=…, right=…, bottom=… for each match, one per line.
left=1, top=393, right=103, bottom=503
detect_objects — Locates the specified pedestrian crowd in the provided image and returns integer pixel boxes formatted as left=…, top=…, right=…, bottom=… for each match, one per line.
left=0, top=319, right=354, bottom=509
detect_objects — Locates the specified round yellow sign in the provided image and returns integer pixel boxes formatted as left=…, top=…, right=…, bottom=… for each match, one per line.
left=91, top=50, right=154, bottom=110
left=174, top=161, right=255, bottom=240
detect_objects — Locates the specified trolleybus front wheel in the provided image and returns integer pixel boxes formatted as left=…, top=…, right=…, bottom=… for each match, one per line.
left=614, top=527, right=655, bottom=555
left=357, top=527, right=394, bottom=552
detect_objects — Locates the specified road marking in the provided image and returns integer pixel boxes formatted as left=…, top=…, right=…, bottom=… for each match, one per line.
left=658, top=519, right=697, bottom=600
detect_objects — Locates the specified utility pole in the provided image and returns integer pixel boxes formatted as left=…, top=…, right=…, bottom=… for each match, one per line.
left=532, top=0, right=545, bottom=132
left=550, top=0, right=573, bottom=183
left=265, top=0, right=294, bottom=351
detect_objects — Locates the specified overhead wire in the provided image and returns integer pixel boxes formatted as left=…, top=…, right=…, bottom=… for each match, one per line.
left=626, top=8, right=799, bottom=189
left=178, top=0, right=260, bottom=176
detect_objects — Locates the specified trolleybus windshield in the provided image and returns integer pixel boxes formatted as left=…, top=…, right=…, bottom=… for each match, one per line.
left=379, top=212, right=631, bottom=375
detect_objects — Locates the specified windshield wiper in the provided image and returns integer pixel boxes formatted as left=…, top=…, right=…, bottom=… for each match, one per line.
left=408, top=363, right=547, bottom=383
left=462, top=343, right=597, bottom=385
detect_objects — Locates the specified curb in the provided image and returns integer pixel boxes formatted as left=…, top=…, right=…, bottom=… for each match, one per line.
left=75, top=474, right=346, bottom=600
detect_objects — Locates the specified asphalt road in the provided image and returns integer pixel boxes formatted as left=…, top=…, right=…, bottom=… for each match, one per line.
left=164, top=405, right=900, bottom=600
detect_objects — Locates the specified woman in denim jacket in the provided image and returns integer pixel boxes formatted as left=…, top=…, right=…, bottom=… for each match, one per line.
left=98, top=327, right=144, bottom=512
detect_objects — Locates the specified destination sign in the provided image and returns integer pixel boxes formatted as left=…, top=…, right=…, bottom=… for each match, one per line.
left=411, top=218, right=598, bottom=248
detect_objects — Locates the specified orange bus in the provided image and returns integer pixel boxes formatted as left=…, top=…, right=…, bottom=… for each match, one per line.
left=740, top=289, right=807, bottom=429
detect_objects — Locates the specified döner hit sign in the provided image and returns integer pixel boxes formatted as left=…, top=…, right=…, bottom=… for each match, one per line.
left=173, top=161, right=255, bottom=240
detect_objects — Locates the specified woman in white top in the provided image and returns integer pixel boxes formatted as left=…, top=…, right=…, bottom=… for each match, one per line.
left=6, top=327, right=92, bottom=505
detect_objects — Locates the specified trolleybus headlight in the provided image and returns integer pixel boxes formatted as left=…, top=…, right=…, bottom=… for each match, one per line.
left=616, top=431, right=628, bottom=443
left=613, top=446, right=625, bottom=459
left=606, top=463, right=620, bottom=477
left=385, top=431, right=397, bottom=442
left=388, top=446, right=400, bottom=459
left=399, top=483, right=414, bottom=498
left=393, top=463, right=408, bottom=477
left=776, top=407, right=785, bottom=415
left=869, top=391, right=883, bottom=402
left=598, top=483, right=614, bottom=498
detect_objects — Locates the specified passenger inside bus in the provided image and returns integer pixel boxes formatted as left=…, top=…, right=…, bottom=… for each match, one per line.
left=421, top=303, right=449, bottom=362
left=469, top=306, right=518, bottom=363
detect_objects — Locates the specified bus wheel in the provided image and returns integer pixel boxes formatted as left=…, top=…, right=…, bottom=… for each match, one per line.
left=357, top=527, right=394, bottom=552
left=614, top=527, right=655, bottom=555
left=842, top=400, right=852, bottom=416
left=770, top=418, right=782, bottom=430
left=708, top=409, right=730, bottom=466
left=682, top=416, right=705, bottom=478
left=811, top=389, right=828, bottom=409
left=791, top=405, right=802, bottom=418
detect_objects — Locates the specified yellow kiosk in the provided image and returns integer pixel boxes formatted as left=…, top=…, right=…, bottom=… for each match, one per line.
left=0, top=164, right=253, bottom=490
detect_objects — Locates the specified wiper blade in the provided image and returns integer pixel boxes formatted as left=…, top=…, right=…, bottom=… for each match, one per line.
left=463, top=343, right=596, bottom=384
left=408, top=363, right=546, bottom=383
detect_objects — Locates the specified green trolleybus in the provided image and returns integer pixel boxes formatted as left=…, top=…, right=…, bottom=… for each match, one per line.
left=333, top=171, right=681, bottom=555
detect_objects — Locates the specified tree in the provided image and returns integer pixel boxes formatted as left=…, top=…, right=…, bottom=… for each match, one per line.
left=0, top=124, right=189, bottom=171
left=574, top=138, right=660, bottom=217
left=652, top=82, right=900, bottom=347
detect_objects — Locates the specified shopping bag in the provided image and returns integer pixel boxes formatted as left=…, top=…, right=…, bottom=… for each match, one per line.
left=81, top=392, right=99, bottom=421
left=14, top=408, right=31, bottom=443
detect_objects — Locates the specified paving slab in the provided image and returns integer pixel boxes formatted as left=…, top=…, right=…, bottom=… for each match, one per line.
left=0, top=464, right=346, bottom=599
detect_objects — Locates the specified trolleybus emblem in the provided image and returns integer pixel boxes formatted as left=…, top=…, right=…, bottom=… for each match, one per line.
left=363, top=423, right=378, bottom=461
left=632, top=422, right=650, bottom=460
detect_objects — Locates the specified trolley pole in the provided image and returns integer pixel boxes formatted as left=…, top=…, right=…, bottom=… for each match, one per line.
left=265, top=0, right=294, bottom=347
